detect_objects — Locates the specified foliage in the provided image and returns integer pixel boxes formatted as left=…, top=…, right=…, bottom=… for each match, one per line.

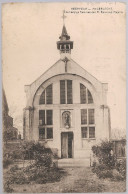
left=3, top=141, right=53, bottom=163
left=98, top=170, right=113, bottom=179
left=3, top=141, right=65, bottom=193
left=3, top=142, right=23, bottom=163
left=4, top=181, right=14, bottom=193
left=4, top=164, right=66, bottom=193
left=22, top=141, right=52, bottom=158
left=92, top=140, right=116, bottom=169
left=3, top=142, right=23, bottom=169
left=92, top=164, right=113, bottom=179
left=19, top=141, right=53, bottom=168
left=3, top=158, right=14, bottom=169
left=34, top=152, right=52, bottom=168
left=3, top=131, right=13, bottom=144
left=115, top=158, right=126, bottom=180
left=25, top=166, right=65, bottom=184
left=91, top=140, right=126, bottom=181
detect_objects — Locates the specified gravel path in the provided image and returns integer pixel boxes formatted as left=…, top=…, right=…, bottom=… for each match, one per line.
left=13, top=167, right=126, bottom=193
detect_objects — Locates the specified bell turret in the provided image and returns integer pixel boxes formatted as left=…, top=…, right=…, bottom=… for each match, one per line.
left=57, top=12, right=73, bottom=59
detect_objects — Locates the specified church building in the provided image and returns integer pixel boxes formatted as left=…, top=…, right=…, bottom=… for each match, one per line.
left=23, top=17, right=111, bottom=159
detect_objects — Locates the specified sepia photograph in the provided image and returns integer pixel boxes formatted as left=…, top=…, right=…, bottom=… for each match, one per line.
left=2, top=2, right=126, bottom=193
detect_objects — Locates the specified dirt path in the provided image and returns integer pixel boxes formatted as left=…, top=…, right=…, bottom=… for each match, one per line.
left=13, top=167, right=126, bottom=193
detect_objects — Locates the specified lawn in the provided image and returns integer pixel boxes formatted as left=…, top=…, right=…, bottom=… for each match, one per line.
left=4, top=167, right=126, bottom=193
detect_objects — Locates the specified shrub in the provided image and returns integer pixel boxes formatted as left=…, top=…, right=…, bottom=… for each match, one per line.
left=11, top=149, right=23, bottom=160
left=10, top=165, right=19, bottom=172
left=92, top=140, right=116, bottom=169
left=26, top=166, right=65, bottom=184
left=92, top=163, right=113, bottom=179
left=115, top=158, right=126, bottom=180
left=8, top=170, right=30, bottom=184
left=91, top=140, right=126, bottom=181
left=3, top=158, right=13, bottom=169
left=34, top=152, right=52, bottom=168
left=21, top=141, right=53, bottom=161
left=112, top=169, right=125, bottom=181
left=4, top=141, right=53, bottom=162
left=97, top=163, right=109, bottom=171
left=98, top=170, right=113, bottom=179
left=4, top=141, right=65, bottom=190
left=21, top=141, right=53, bottom=168
left=5, top=165, right=66, bottom=186
left=4, top=181, right=14, bottom=193
left=3, top=141, right=62, bottom=194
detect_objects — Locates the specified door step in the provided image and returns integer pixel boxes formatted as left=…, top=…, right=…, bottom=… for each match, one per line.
left=58, top=158, right=90, bottom=167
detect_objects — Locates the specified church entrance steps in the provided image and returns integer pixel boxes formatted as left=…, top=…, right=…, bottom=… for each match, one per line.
left=58, top=158, right=90, bottom=167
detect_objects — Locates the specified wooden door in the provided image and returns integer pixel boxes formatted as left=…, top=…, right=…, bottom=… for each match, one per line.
left=61, top=133, right=68, bottom=158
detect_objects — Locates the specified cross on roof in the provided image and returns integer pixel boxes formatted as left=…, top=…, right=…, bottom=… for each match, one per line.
left=61, top=10, right=67, bottom=25
left=62, top=57, right=69, bottom=73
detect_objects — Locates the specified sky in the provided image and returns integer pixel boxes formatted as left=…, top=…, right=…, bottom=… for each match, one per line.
left=2, top=2, right=126, bottom=136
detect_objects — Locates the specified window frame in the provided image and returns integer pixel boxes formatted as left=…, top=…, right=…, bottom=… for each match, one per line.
left=60, top=80, right=66, bottom=104
left=60, top=80, right=73, bottom=104
left=39, top=127, right=53, bottom=140
left=67, top=80, right=73, bottom=104
left=46, top=84, right=53, bottom=104
left=80, top=84, right=87, bottom=104
left=39, top=109, right=53, bottom=140
left=88, top=109, right=95, bottom=125
left=81, top=109, right=95, bottom=139
left=80, top=83, right=93, bottom=104
left=39, top=128, right=45, bottom=140
left=89, top=127, right=95, bottom=139
left=39, top=91, right=45, bottom=104
left=39, top=84, right=53, bottom=105
left=47, top=127, right=53, bottom=139
left=81, top=127, right=88, bottom=138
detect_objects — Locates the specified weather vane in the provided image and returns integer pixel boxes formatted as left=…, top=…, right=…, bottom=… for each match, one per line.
left=61, top=10, right=67, bottom=25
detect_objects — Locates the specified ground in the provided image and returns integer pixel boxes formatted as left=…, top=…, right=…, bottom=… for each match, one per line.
left=11, top=167, right=126, bottom=193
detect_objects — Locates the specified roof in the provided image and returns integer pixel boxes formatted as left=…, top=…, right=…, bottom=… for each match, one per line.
left=59, top=25, right=70, bottom=40
left=24, top=57, right=108, bottom=108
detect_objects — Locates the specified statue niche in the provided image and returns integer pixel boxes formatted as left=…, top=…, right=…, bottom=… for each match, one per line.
left=62, top=111, right=71, bottom=129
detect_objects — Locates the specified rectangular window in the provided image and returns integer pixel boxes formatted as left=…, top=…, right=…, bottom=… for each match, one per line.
left=46, top=85, right=52, bottom=104
left=60, top=80, right=66, bottom=104
left=80, top=84, right=86, bottom=104
left=39, top=110, right=45, bottom=125
left=89, top=127, right=95, bottom=138
left=81, top=127, right=87, bottom=138
left=67, top=80, right=72, bottom=104
left=88, top=109, right=95, bottom=124
left=47, top=128, right=53, bottom=139
left=39, top=128, right=45, bottom=139
left=39, top=110, right=53, bottom=140
left=81, top=109, right=87, bottom=125
left=46, top=110, right=53, bottom=125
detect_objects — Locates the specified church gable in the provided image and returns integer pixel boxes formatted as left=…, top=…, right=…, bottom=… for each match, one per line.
left=25, top=58, right=107, bottom=107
